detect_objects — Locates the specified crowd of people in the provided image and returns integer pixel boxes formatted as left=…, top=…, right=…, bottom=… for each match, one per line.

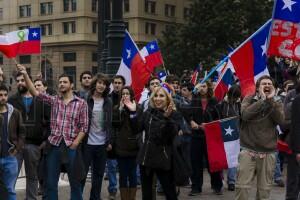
left=0, top=56, right=299, bottom=200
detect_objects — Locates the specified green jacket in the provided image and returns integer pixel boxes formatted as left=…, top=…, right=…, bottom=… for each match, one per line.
left=240, top=95, right=285, bottom=152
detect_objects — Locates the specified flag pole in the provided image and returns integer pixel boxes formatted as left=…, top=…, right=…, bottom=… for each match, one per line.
left=201, top=19, right=272, bottom=84
left=200, top=56, right=229, bottom=83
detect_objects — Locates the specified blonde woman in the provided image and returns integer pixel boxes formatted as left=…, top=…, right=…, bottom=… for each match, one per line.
left=136, top=86, right=179, bottom=200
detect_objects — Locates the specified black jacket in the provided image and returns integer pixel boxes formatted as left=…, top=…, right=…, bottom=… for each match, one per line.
left=0, top=104, right=25, bottom=153
left=136, top=108, right=179, bottom=170
left=290, top=94, right=300, bottom=153
left=83, top=95, right=112, bottom=146
left=8, top=92, right=50, bottom=145
left=112, top=106, right=139, bottom=157
left=189, top=95, right=219, bottom=138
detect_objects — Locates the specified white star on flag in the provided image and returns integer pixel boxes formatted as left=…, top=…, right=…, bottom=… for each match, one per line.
left=126, top=49, right=131, bottom=59
left=224, top=126, right=234, bottom=136
left=282, top=0, right=296, bottom=12
left=261, top=38, right=267, bottom=56
left=32, top=31, right=38, bottom=37
left=150, top=44, right=155, bottom=50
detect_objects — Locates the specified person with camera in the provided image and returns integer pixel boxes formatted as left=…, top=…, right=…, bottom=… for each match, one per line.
left=235, top=75, right=285, bottom=200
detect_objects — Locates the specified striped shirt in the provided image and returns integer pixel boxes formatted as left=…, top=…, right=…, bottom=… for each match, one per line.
left=38, top=93, right=89, bottom=146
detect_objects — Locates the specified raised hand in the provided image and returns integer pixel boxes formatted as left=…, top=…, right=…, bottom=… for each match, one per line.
left=124, top=98, right=137, bottom=112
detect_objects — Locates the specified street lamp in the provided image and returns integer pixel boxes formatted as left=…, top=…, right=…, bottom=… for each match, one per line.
left=106, top=0, right=125, bottom=76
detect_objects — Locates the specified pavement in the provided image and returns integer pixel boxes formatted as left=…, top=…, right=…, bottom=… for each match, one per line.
left=16, top=170, right=286, bottom=200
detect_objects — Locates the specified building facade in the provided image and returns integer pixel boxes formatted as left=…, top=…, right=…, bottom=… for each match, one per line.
left=0, top=0, right=191, bottom=90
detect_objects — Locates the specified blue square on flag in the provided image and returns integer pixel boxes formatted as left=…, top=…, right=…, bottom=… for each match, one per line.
left=146, top=41, right=160, bottom=54
left=221, top=118, right=239, bottom=142
left=273, top=0, right=300, bottom=23
left=28, top=28, right=41, bottom=41
left=157, top=70, right=167, bottom=79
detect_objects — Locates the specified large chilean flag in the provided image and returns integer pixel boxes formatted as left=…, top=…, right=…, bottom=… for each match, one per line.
left=0, top=28, right=41, bottom=58
left=227, top=20, right=271, bottom=97
left=115, top=30, right=150, bottom=101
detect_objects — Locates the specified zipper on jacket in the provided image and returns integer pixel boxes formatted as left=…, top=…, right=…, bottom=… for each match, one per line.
left=142, top=116, right=152, bottom=165
left=163, top=146, right=169, bottom=159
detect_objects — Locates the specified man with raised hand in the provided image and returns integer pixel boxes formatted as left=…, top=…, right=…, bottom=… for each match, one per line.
left=17, top=64, right=88, bottom=200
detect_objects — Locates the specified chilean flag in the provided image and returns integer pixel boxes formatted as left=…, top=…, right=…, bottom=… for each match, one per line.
left=214, top=67, right=235, bottom=101
left=140, top=40, right=164, bottom=72
left=116, top=30, right=150, bottom=101
left=227, top=20, right=271, bottom=97
left=204, top=117, right=240, bottom=172
left=0, top=28, right=41, bottom=58
left=268, top=0, right=300, bottom=60
left=191, top=64, right=202, bottom=85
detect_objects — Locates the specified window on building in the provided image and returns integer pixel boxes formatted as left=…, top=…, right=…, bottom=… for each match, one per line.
left=19, top=5, right=31, bottom=17
left=124, top=0, right=129, bottom=12
left=144, top=0, right=156, bottom=14
left=41, top=24, right=53, bottom=36
left=92, top=0, right=98, bottom=12
left=92, top=66, right=98, bottom=75
left=63, top=21, right=76, bottom=34
left=40, top=2, right=53, bottom=15
left=145, top=22, right=156, bottom=35
left=92, top=52, right=97, bottom=62
left=92, top=21, right=97, bottom=33
left=19, top=55, right=31, bottom=64
left=63, top=66, right=76, bottom=88
left=184, top=7, right=191, bottom=19
left=165, top=4, right=175, bottom=17
left=0, top=27, right=3, bottom=35
left=18, top=25, right=30, bottom=30
left=63, top=0, right=76, bottom=12
left=0, top=55, right=3, bottom=65
left=124, top=21, right=129, bottom=31
left=63, top=52, right=76, bottom=62
left=0, top=8, right=3, bottom=20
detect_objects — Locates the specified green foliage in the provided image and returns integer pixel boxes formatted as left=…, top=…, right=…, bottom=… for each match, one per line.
left=160, top=0, right=274, bottom=75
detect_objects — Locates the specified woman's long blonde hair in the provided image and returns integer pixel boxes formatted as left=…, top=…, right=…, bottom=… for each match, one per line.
left=149, top=87, right=176, bottom=111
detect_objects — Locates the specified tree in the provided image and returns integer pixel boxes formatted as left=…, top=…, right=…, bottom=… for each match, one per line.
left=160, top=0, right=273, bottom=75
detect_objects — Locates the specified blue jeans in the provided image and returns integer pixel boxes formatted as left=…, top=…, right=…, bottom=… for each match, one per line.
left=117, top=157, right=137, bottom=188
left=274, top=151, right=282, bottom=181
left=0, top=156, right=18, bottom=200
left=47, top=144, right=82, bottom=200
left=107, top=159, right=118, bottom=193
left=82, top=144, right=107, bottom=200
left=227, top=167, right=237, bottom=185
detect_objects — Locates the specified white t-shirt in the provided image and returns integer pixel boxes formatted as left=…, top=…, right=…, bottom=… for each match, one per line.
left=88, top=99, right=106, bottom=145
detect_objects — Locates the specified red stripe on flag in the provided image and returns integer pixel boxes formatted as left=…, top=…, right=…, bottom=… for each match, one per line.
left=230, top=41, right=255, bottom=97
left=204, top=121, right=228, bottom=172
left=0, top=40, right=41, bottom=58
left=214, top=81, right=229, bottom=101
left=131, top=54, right=151, bottom=101
left=145, top=51, right=164, bottom=71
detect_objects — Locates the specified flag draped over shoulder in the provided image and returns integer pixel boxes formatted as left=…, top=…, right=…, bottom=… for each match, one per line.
left=268, top=0, right=300, bottom=60
left=116, top=30, right=150, bottom=101
left=226, top=20, right=271, bottom=97
left=0, top=28, right=41, bottom=58
left=203, top=117, right=240, bottom=173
